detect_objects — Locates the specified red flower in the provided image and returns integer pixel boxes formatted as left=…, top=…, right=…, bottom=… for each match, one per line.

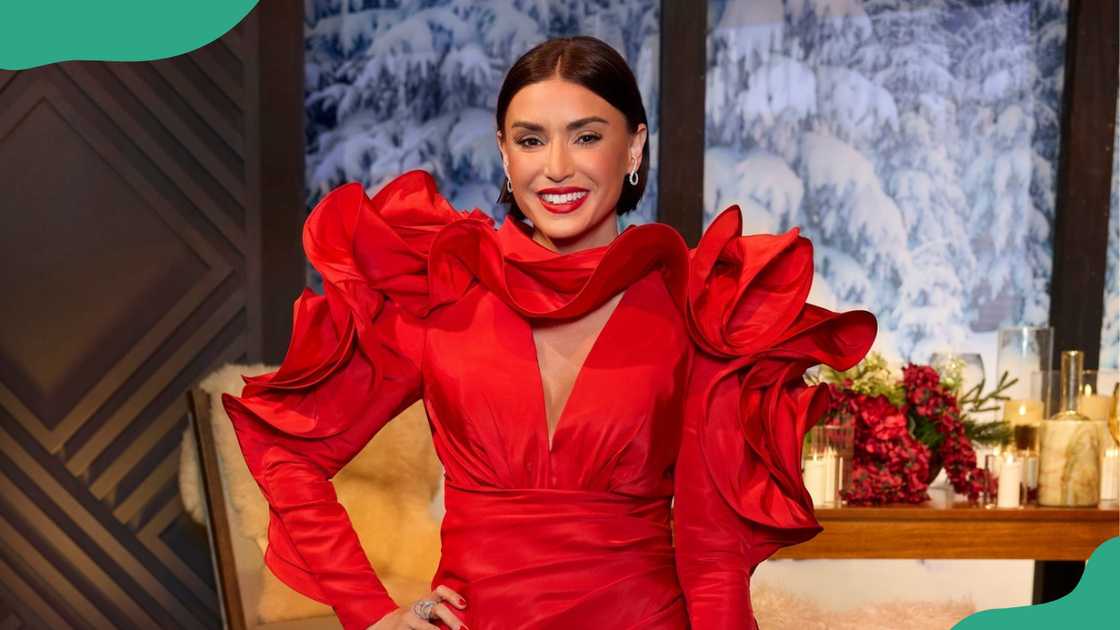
left=823, top=362, right=986, bottom=505
left=827, top=385, right=931, bottom=505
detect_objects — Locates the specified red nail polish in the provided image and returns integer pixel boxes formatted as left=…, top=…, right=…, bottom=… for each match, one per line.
left=458, top=598, right=466, bottom=607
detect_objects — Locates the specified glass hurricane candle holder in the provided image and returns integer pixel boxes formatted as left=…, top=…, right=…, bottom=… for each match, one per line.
left=1032, top=369, right=1061, bottom=419
left=825, top=423, right=854, bottom=506
left=803, top=425, right=844, bottom=508
left=982, top=453, right=998, bottom=509
left=930, top=351, right=986, bottom=397
left=997, top=326, right=1053, bottom=401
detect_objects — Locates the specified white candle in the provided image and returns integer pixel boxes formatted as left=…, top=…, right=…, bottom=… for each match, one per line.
left=1025, top=453, right=1040, bottom=490
left=991, top=445, right=1005, bottom=477
left=821, top=447, right=838, bottom=506
left=997, top=453, right=1023, bottom=508
left=1078, top=392, right=1112, bottom=421
left=1004, top=399, right=1044, bottom=424
left=803, top=456, right=828, bottom=507
left=1101, top=448, right=1120, bottom=504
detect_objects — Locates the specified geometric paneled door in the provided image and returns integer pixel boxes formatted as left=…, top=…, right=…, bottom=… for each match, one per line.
left=0, top=3, right=304, bottom=628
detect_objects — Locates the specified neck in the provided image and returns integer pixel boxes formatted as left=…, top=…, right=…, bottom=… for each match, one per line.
left=531, top=211, right=621, bottom=254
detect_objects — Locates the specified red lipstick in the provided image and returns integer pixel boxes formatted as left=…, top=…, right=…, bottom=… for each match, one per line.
left=537, top=187, right=590, bottom=214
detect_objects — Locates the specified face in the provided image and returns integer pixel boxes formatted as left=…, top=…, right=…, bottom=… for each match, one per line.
left=497, top=77, right=647, bottom=250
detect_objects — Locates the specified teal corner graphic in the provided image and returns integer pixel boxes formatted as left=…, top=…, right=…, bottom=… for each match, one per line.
left=0, top=1, right=258, bottom=70
left=953, top=536, right=1120, bottom=629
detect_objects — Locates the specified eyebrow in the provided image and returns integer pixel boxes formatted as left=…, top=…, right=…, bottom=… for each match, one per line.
left=509, top=116, right=610, bottom=132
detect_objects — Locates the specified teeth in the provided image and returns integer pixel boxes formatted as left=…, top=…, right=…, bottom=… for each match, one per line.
left=540, top=191, right=588, bottom=204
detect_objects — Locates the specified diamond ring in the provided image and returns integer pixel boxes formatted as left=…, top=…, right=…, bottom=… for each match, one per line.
left=411, top=598, right=438, bottom=620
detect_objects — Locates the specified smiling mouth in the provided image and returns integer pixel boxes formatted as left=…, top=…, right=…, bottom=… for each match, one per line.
left=538, top=190, right=589, bottom=214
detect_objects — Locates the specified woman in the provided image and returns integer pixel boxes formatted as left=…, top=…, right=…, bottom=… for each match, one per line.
left=222, top=35, right=877, bottom=630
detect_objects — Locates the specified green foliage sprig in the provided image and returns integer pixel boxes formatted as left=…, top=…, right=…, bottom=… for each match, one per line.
left=813, top=351, right=1013, bottom=448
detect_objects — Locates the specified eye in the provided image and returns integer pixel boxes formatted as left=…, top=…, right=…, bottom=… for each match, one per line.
left=516, top=137, right=542, bottom=147
left=576, top=133, right=600, bottom=144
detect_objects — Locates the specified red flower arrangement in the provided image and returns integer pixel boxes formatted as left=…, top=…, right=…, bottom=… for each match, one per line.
left=823, top=384, right=932, bottom=504
left=816, top=354, right=1006, bottom=505
left=901, top=365, right=989, bottom=502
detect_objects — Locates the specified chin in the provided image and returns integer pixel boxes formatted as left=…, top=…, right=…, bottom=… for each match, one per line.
left=525, top=206, right=595, bottom=239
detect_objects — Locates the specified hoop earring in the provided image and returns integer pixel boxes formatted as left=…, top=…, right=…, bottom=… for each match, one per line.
left=628, top=169, right=639, bottom=186
left=506, top=178, right=513, bottom=193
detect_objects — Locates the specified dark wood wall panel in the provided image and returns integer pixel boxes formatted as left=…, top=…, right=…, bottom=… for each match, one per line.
left=657, top=0, right=707, bottom=245
left=1049, top=0, right=1119, bottom=371
left=0, top=2, right=304, bottom=628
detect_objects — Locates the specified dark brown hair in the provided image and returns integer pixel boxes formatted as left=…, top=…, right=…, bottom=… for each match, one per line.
left=496, top=35, right=650, bottom=220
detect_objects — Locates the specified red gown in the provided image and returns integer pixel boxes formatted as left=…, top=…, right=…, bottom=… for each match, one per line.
left=221, top=170, right=877, bottom=630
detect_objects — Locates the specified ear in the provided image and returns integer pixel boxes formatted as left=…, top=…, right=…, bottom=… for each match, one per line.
left=496, top=130, right=508, bottom=168
left=629, top=123, right=648, bottom=171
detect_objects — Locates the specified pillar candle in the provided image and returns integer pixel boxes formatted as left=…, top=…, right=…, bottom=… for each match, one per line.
left=1004, top=399, right=1044, bottom=424
left=997, top=453, right=1023, bottom=508
left=1078, top=394, right=1112, bottom=422
left=1101, top=448, right=1120, bottom=505
left=991, top=445, right=1004, bottom=477
left=821, top=447, right=839, bottom=507
left=803, top=456, right=828, bottom=507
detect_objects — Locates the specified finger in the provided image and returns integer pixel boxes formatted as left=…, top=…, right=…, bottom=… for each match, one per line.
left=431, top=602, right=465, bottom=630
left=403, top=610, right=439, bottom=630
left=433, top=585, right=467, bottom=609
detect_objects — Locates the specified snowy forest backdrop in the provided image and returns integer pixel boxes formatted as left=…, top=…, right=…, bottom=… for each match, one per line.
left=303, top=0, right=1116, bottom=374
left=702, top=0, right=1083, bottom=371
left=301, top=0, right=1118, bottom=614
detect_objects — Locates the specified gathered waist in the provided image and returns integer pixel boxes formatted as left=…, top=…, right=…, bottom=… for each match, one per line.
left=437, top=480, right=675, bottom=577
left=443, top=479, right=673, bottom=525
left=430, top=480, right=684, bottom=629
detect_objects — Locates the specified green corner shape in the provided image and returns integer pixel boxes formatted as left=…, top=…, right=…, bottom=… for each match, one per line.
left=953, top=536, right=1120, bottom=629
left=0, top=1, right=258, bottom=70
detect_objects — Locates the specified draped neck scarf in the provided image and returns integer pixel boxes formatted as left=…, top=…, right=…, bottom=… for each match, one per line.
left=422, top=205, right=691, bottom=321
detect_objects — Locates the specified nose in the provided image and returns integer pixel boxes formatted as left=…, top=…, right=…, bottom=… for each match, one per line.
left=544, top=139, right=574, bottom=182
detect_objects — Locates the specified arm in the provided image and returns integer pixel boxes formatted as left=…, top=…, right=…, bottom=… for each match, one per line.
left=222, top=287, right=426, bottom=630
left=675, top=205, right=878, bottom=628
left=673, top=351, right=835, bottom=629
left=673, top=352, right=756, bottom=628
left=219, top=173, right=462, bottom=630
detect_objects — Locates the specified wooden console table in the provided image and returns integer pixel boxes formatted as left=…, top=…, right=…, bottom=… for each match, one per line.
left=774, top=501, right=1118, bottom=561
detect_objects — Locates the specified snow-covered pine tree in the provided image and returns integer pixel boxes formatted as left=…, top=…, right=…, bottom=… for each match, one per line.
left=703, top=0, right=1067, bottom=365
left=1029, top=0, right=1068, bottom=327
left=854, top=0, right=974, bottom=360
left=705, top=0, right=912, bottom=361
left=1102, top=87, right=1119, bottom=370
left=954, top=0, right=1052, bottom=330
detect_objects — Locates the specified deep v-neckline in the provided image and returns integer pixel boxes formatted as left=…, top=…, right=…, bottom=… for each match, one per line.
left=525, top=283, right=633, bottom=455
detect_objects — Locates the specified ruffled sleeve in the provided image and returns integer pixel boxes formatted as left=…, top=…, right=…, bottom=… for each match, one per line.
left=220, top=170, right=489, bottom=630
left=673, top=206, right=877, bottom=629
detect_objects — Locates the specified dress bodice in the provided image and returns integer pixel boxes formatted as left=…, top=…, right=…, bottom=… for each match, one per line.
left=421, top=219, right=691, bottom=495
